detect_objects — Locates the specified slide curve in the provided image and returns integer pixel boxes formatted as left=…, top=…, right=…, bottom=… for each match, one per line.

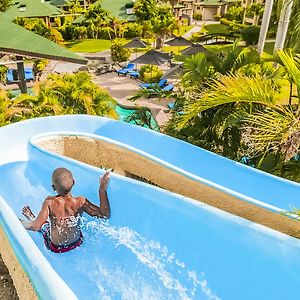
left=0, top=115, right=300, bottom=300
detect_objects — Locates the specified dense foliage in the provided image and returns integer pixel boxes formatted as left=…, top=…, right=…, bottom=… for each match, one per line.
left=0, top=72, right=117, bottom=127
left=242, top=25, right=260, bottom=45
left=134, top=0, right=177, bottom=48
left=14, top=18, right=64, bottom=44
left=110, top=39, right=131, bottom=62
left=0, top=66, right=8, bottom=84
left=0, top=0, right=11, bottom=12
left=133, top=47, right=300, bottom=183
left=139, top=65, right=163, bottom=83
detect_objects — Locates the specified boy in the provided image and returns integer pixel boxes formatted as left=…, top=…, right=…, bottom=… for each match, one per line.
left=20, top=167, right=110, bottom=253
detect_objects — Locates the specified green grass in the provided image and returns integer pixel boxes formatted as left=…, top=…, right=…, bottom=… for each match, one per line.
left=205, top=24, right=230, bottom=35
left=162, top=45, right=188, bottom=54
left=263, top=42, right=275, bottom=55
left=205, top=44, right=237, bottom=54
left=65, top=39, right=112, bottom=53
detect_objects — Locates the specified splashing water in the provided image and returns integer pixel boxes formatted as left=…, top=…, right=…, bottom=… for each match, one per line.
left=75, top=218, right=221, bottom=300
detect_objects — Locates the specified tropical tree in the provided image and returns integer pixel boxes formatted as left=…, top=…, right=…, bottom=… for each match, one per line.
left=152, top=3, right=178, bottom=49
left=0, top=0, right=11, bottom=12
left=134, top=0, right=157, bottom=23
left=84, top=3, right=110, bottom=39
left=66, top=0, right=85, bottom=14
left=274, top=0, right=294, bottom=52
left=165, top=50, right=300, bottom=181
left=0, top=72, right=118, bottom=126
left=134, top=0, right=177, bottom=47
left=257, top=0, right=274, bottom=54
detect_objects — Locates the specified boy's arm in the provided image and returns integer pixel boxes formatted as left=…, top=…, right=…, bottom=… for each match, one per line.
left=21, top=199, right=50, bottom=231
left=82, top=171, right=111, bottom=219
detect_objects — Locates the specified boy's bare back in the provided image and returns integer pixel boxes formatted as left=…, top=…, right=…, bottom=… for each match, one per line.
left=21, top=168, right=110, bottom=249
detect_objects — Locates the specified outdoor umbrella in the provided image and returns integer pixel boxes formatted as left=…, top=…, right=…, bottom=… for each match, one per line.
left=123, top=38, right=148, bottom=49
left=165, top=36, right=194, bottom=47
left=123, top=37, right=149, bottom=58
left=130, top=49, right=171, bottom=66
left=180, top=44, right=210, bottom=56
left=130, top=49, right=172, bottom=80
left=162, top=64, right=183, bottom=80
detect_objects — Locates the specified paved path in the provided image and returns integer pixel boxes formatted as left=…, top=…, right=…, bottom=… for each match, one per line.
left=92, top=72, right=173, bottom=127
left=182, top=20, right=220, bottom=39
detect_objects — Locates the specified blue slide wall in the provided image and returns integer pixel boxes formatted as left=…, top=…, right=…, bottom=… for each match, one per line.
left=0, top=115, right=300, bottom=299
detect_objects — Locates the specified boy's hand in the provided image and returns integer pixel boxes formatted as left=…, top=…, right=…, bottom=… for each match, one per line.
left=100, top=171, right=110, bottom=191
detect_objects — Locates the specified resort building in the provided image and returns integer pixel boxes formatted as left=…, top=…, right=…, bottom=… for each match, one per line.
left=173, top=0, right=239, bottom=22
left=52, top=0, right=135, bottom=21
left=3, top=0, right=62, bottom=26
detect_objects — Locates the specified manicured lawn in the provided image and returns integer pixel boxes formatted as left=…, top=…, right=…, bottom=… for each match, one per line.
left=162, top=45, right=188, bottom=54
left=205, top=43, right=237, bottom=54
left=65, top=39, right=112, bottom=53
left=205, top=24, right=230, bottom=35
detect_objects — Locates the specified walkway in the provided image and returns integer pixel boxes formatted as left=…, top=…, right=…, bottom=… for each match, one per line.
left=92, top=72, right=173, bottom=127
left=182, top=20, right=220, bottom=39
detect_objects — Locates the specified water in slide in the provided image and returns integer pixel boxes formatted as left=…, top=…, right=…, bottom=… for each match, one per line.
left=1, top=115, right=300, bottom=300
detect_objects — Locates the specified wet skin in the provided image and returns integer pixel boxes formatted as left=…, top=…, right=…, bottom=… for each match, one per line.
left=21, top=171, right=111, bottom=246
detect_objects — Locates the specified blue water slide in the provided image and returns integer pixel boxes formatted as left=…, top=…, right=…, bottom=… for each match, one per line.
left=0, top=115, right=300, bottom=299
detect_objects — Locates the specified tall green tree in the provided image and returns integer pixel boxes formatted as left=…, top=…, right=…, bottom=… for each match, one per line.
left=166, top=50, right=300, bottom=181
left=84, top=3, right=110, bottom=39
left=134, top=0, right=157, bottom=22
left=134, top=0, right=177, bottom=48
left=0, top=0, right=11, bottom=12
left=152, top=3, right=177, bottom=49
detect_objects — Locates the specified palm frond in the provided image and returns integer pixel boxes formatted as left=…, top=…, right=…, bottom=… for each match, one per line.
left=176, top=74, right=278, bottom=129
left=242, top=107, right=300, bottom=160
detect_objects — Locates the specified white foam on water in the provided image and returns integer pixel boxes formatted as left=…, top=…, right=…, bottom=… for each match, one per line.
left=80, top=219, right=221, bottom=300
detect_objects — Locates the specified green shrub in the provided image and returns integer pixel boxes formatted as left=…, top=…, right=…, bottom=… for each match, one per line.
left=213, top=14, right=221, bottom=21
left=59, top=24, right=82, bottom=40
left=224, top=6, right=244, bottom=22
left=193, top=13, right=202, bottom=21
left=267, top=28, right=276, bottom=38
left=0, top=66, right=8, bottom=84
left=220, top=18, right=231, bottom=26
left=139, top=65, right=163, bottom=83
left=124, top=22, right=143, bottom=38
left=242, top=25, right=260, bottom=45
left=125, top=2, right=134, bottom=8
left=111, top=39, right=131, bottom=62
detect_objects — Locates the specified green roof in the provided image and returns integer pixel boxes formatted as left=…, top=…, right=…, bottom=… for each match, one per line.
left=0, top=16, right=87, bottom=64
left=50, top=0, right=67, bottom=6
left=102, top=0, right=135, bottom=20
left=74, top=0, right=136, bottom=23
left=4, top=0, right=62, bottom=20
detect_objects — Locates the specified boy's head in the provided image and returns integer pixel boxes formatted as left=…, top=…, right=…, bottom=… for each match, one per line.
left=52, top=168, right=74, bottom=195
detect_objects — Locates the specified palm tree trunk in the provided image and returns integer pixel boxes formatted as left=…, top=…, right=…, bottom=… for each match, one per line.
left=274, top=0, right=294, bottom=52
left=257, top=0, right=274, bottom=54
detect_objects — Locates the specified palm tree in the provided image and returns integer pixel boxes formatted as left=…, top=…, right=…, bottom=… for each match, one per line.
left=274, top=0, right=294, bottom=52
left=0, top=72, right=118, bottom=127
left=257, top=0, right=275, bottom=54
left=159, top=49, right=300, bottom=181
left=124, top=107, right=157, bottom=130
